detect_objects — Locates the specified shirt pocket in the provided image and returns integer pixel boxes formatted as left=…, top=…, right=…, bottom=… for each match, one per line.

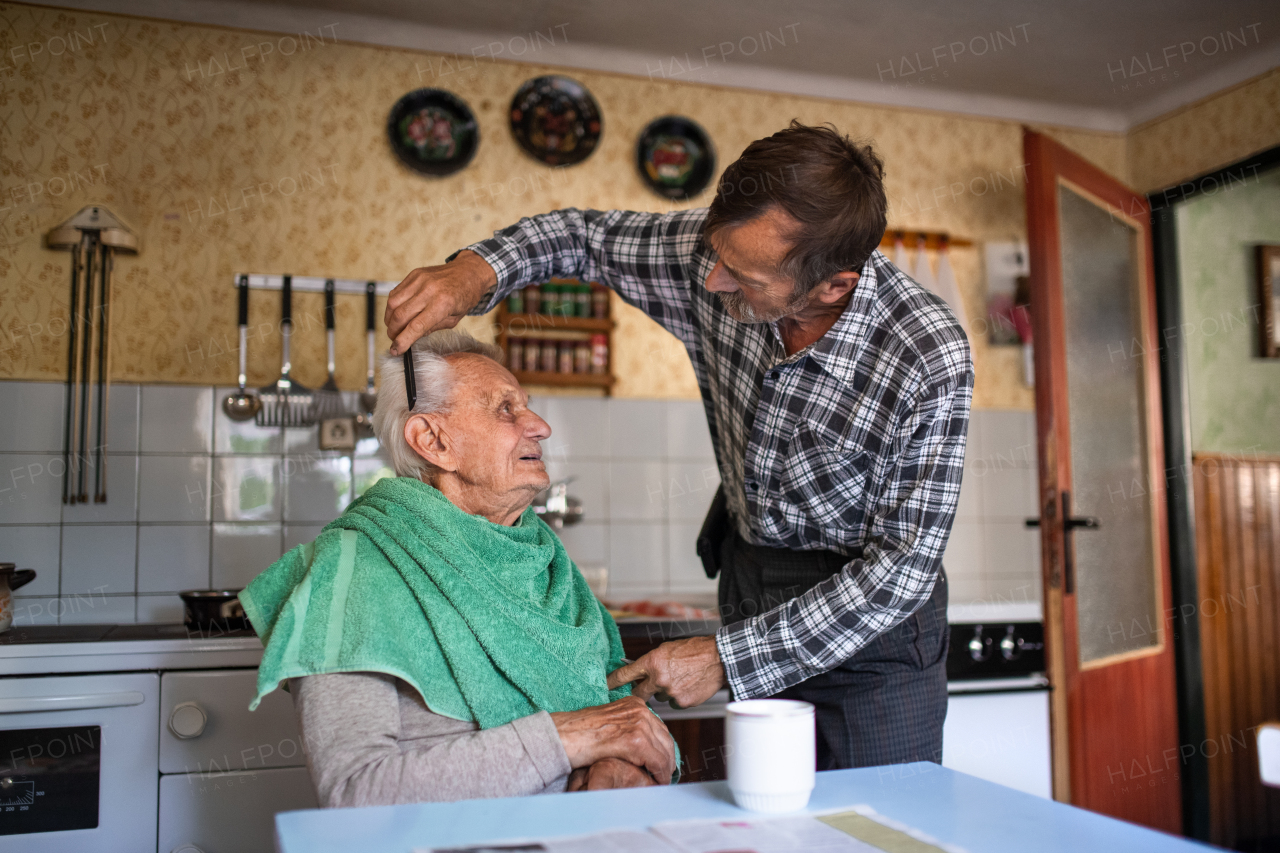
left=776, top=421, right=872, bottom=529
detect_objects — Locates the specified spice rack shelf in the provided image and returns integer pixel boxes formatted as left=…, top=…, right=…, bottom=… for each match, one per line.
left=495, top=280, right=615, bottom=395
left=508, top=370, right=614, bottom=389
left=500, top=314, right=614, bottom=333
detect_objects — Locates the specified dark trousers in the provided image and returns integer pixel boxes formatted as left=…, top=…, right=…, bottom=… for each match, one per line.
left=716, top=531, right=950, bottom=770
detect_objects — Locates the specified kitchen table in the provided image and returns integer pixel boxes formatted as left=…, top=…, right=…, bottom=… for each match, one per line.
left=273, top=762, right=1209, bottom=852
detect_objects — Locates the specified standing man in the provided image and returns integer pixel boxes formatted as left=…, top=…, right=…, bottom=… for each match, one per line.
left=386, top=122, right=971, bottom=770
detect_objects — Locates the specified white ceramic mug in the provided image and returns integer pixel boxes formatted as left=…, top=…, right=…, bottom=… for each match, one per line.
left=725, top=698, right=815, bottom=812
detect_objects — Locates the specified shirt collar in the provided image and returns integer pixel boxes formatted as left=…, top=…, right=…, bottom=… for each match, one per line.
left=774, top=250, right=883, bottom=380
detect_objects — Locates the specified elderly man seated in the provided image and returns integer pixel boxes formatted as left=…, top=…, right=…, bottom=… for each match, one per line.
left=240, top=330, right=676, bottom=807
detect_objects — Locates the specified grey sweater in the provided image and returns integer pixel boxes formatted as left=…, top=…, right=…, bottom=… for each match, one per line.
left=289, top=672, right=573, bottom=807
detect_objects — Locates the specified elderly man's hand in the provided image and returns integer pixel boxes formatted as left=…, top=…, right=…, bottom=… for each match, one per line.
left=550, top=696, right=676, bottom=784
left=607, top=635, right=727, bottom=708
left=385, top=251, right=498, bottom=355
left=565, top=758, right=659, bottom=792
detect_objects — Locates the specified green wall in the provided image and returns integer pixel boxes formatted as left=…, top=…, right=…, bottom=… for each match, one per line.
left=1176, top=167, right=1280, bottom=456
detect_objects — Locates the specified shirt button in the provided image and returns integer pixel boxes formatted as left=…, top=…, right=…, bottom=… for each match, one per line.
left=745, top=480, right=758, bottom=491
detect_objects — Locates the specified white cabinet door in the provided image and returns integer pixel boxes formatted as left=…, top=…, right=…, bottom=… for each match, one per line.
left=943, top=690, right=1052, bottom=798
left=160, top=669, right=304, bottom=774
left=159, top=766, right=317, bottom=853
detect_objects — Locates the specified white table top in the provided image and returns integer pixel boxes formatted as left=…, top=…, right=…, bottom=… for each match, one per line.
left=274, top=762, right=1210, bottom=852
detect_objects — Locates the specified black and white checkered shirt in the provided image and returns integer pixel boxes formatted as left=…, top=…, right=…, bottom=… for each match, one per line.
left=465, top=208, right=972, bottom=700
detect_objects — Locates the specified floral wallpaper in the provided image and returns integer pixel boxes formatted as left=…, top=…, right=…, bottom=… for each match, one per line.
left=1127, top=68, right=1280, bottom=193
left=11, top=1, right=1252, bottom=409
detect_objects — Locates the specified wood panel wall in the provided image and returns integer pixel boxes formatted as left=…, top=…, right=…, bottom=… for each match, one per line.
left=1192, top=453, right=1280, bottom=848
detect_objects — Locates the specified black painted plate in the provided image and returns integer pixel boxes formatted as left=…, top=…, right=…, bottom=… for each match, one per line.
left=636, top=115, right=716, bottom=200
left=387, top=89, right=478, bottom=177
left=509, top=75, right=602, bottom=167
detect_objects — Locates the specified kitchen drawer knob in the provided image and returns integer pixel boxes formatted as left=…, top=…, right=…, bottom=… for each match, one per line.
left=169, top=701, right=207, bottom=739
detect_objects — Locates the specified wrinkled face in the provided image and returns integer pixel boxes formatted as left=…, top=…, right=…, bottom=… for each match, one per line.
left=704, top=207, right=809, bottom=324
left=431, top=355, right=551, bottom=506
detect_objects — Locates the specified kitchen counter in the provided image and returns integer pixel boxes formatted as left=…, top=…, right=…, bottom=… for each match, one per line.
left=0, top=618, right=716, bottom=677
left=273, top=763, right=1211, bottom=852
left=0, top=623, right=264, bottom=675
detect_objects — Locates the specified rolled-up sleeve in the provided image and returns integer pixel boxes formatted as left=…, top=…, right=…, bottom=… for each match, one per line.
left=290, top=672, right=572, bottom=807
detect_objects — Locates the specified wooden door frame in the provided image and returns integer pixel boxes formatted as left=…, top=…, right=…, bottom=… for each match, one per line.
left=1146, top=144, right=1280, bottom=842
left=1024, top=128, right=1179, bottom=829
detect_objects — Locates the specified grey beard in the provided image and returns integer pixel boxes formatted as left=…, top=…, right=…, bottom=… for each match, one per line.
left=717, top=288, right=808, bottom=324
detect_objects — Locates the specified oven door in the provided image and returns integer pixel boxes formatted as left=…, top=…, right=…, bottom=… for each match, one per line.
left=0, top=672, right=159, bottom=852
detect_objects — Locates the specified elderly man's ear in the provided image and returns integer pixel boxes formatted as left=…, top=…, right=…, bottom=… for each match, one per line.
left=404, top=414, right=457, bottom=474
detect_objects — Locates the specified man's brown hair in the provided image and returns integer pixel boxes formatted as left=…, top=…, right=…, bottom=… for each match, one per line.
left=704, top=121, right=887, bottom=294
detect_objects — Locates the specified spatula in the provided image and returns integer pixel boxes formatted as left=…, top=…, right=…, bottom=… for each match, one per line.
left=310, top=278, right=346, bottom=421
left=256, top=274, right=314, bottom=427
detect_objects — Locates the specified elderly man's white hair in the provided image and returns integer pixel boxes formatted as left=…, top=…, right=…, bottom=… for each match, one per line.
left=372, top=329, right=504, bottom=481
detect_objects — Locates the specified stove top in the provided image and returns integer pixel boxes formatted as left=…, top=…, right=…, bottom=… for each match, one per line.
left=0, top=623, right=258, bottom=646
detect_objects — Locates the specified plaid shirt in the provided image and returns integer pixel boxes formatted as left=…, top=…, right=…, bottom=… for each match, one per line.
left=465, top=208, right=972, bottom=700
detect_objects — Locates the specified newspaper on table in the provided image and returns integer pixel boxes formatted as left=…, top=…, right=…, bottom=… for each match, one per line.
left=421, top=805, right=965, bottom=853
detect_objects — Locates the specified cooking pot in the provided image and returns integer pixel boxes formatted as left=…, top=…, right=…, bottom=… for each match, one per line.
left=0, top=563, right=37, bottom=633
left=179, top=589, right=249, bottom=632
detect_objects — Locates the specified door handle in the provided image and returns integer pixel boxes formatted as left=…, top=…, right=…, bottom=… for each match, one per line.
left=1028, top=493, right=1100, bottom=592
left=0, top=691, right=145, bottom=714
left=1060, top=490, right=1099, bottom=595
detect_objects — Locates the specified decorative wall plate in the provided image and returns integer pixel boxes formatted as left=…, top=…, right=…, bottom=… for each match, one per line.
left=509, top=75, right=602, bottom=167
left=636, top=116, right=716, bottom=200
left=387, top=89, right=478, bottom=176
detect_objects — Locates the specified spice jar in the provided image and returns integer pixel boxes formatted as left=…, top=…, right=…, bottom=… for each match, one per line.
left=524, top=284, right=541, bottom=315
left=574, top=284, right=591, bottom=318
left=591, top=285, right=609, bottom=319
left=574, top=340, right=591, bottom=373
left=523, top=339, right=540, bottom=373
left=590, top=334, right=609, bottom=374
left=558, top=341, right=574, bottom=374
left=507, top=289, right=524, bottom=313
left=539, top=339, right=558, bottom=373
left=507, top=339, right=523, bottom=372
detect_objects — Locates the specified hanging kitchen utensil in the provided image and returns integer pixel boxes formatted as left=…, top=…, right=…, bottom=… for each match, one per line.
left=355, top=281, right=378, bottom=436
left=256, top=275, right=315, bottom=427
left=222, top=274, right=261, bottom=422
left=46, top=206, right=138, bottom=504
left=310, top=279, right=346, bottom=421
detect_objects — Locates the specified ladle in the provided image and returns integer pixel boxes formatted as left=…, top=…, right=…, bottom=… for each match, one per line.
left=222, top=274, right=261, bottom=422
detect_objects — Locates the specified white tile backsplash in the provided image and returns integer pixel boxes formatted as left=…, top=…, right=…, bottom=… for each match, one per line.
left=665, top=461, right=720, bottom=522
left=1, top=379, right=1041, bottom=619
left=106, top=384, right=141, bottom=455
left=2, top=525, right=61, bottom=595
left=608, top=461, right=667, bottom=520
left=1, top=453, right=66, bottom=523
left=141, top=386, right=214, bottom=453
left=0, top=382, right=64, bottom=452
left=534, top=396, right=610, bottom=459
left=213, top=456, right=282, bottom=522
left=60, top=593, right=136, bottom=624
left=212, top=523, right=282, bottom=589
left=609, top=399, right=666, bottom=458
left=61, top=455, right=138, bottom=524
left=666, top=400, right=715, bottom=460
left=138, top=525, right=211, bottom=592
left=283, top=455, right=351, bottom=522
left=139, top=456, right=211, bottom=522
left=608, top=523, right=667, bottom=597
left=61, top=524, right=136, bottom=596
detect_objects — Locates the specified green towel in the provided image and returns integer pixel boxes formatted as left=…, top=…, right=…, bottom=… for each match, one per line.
left=241, top=476, right=631, bottom=728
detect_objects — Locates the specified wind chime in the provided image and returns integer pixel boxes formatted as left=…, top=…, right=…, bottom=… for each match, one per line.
left=45, top=206, right=138, bottom=504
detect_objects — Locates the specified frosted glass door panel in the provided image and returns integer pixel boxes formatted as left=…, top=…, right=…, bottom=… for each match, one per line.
left=1058, top=183, right=1159, bottom=664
